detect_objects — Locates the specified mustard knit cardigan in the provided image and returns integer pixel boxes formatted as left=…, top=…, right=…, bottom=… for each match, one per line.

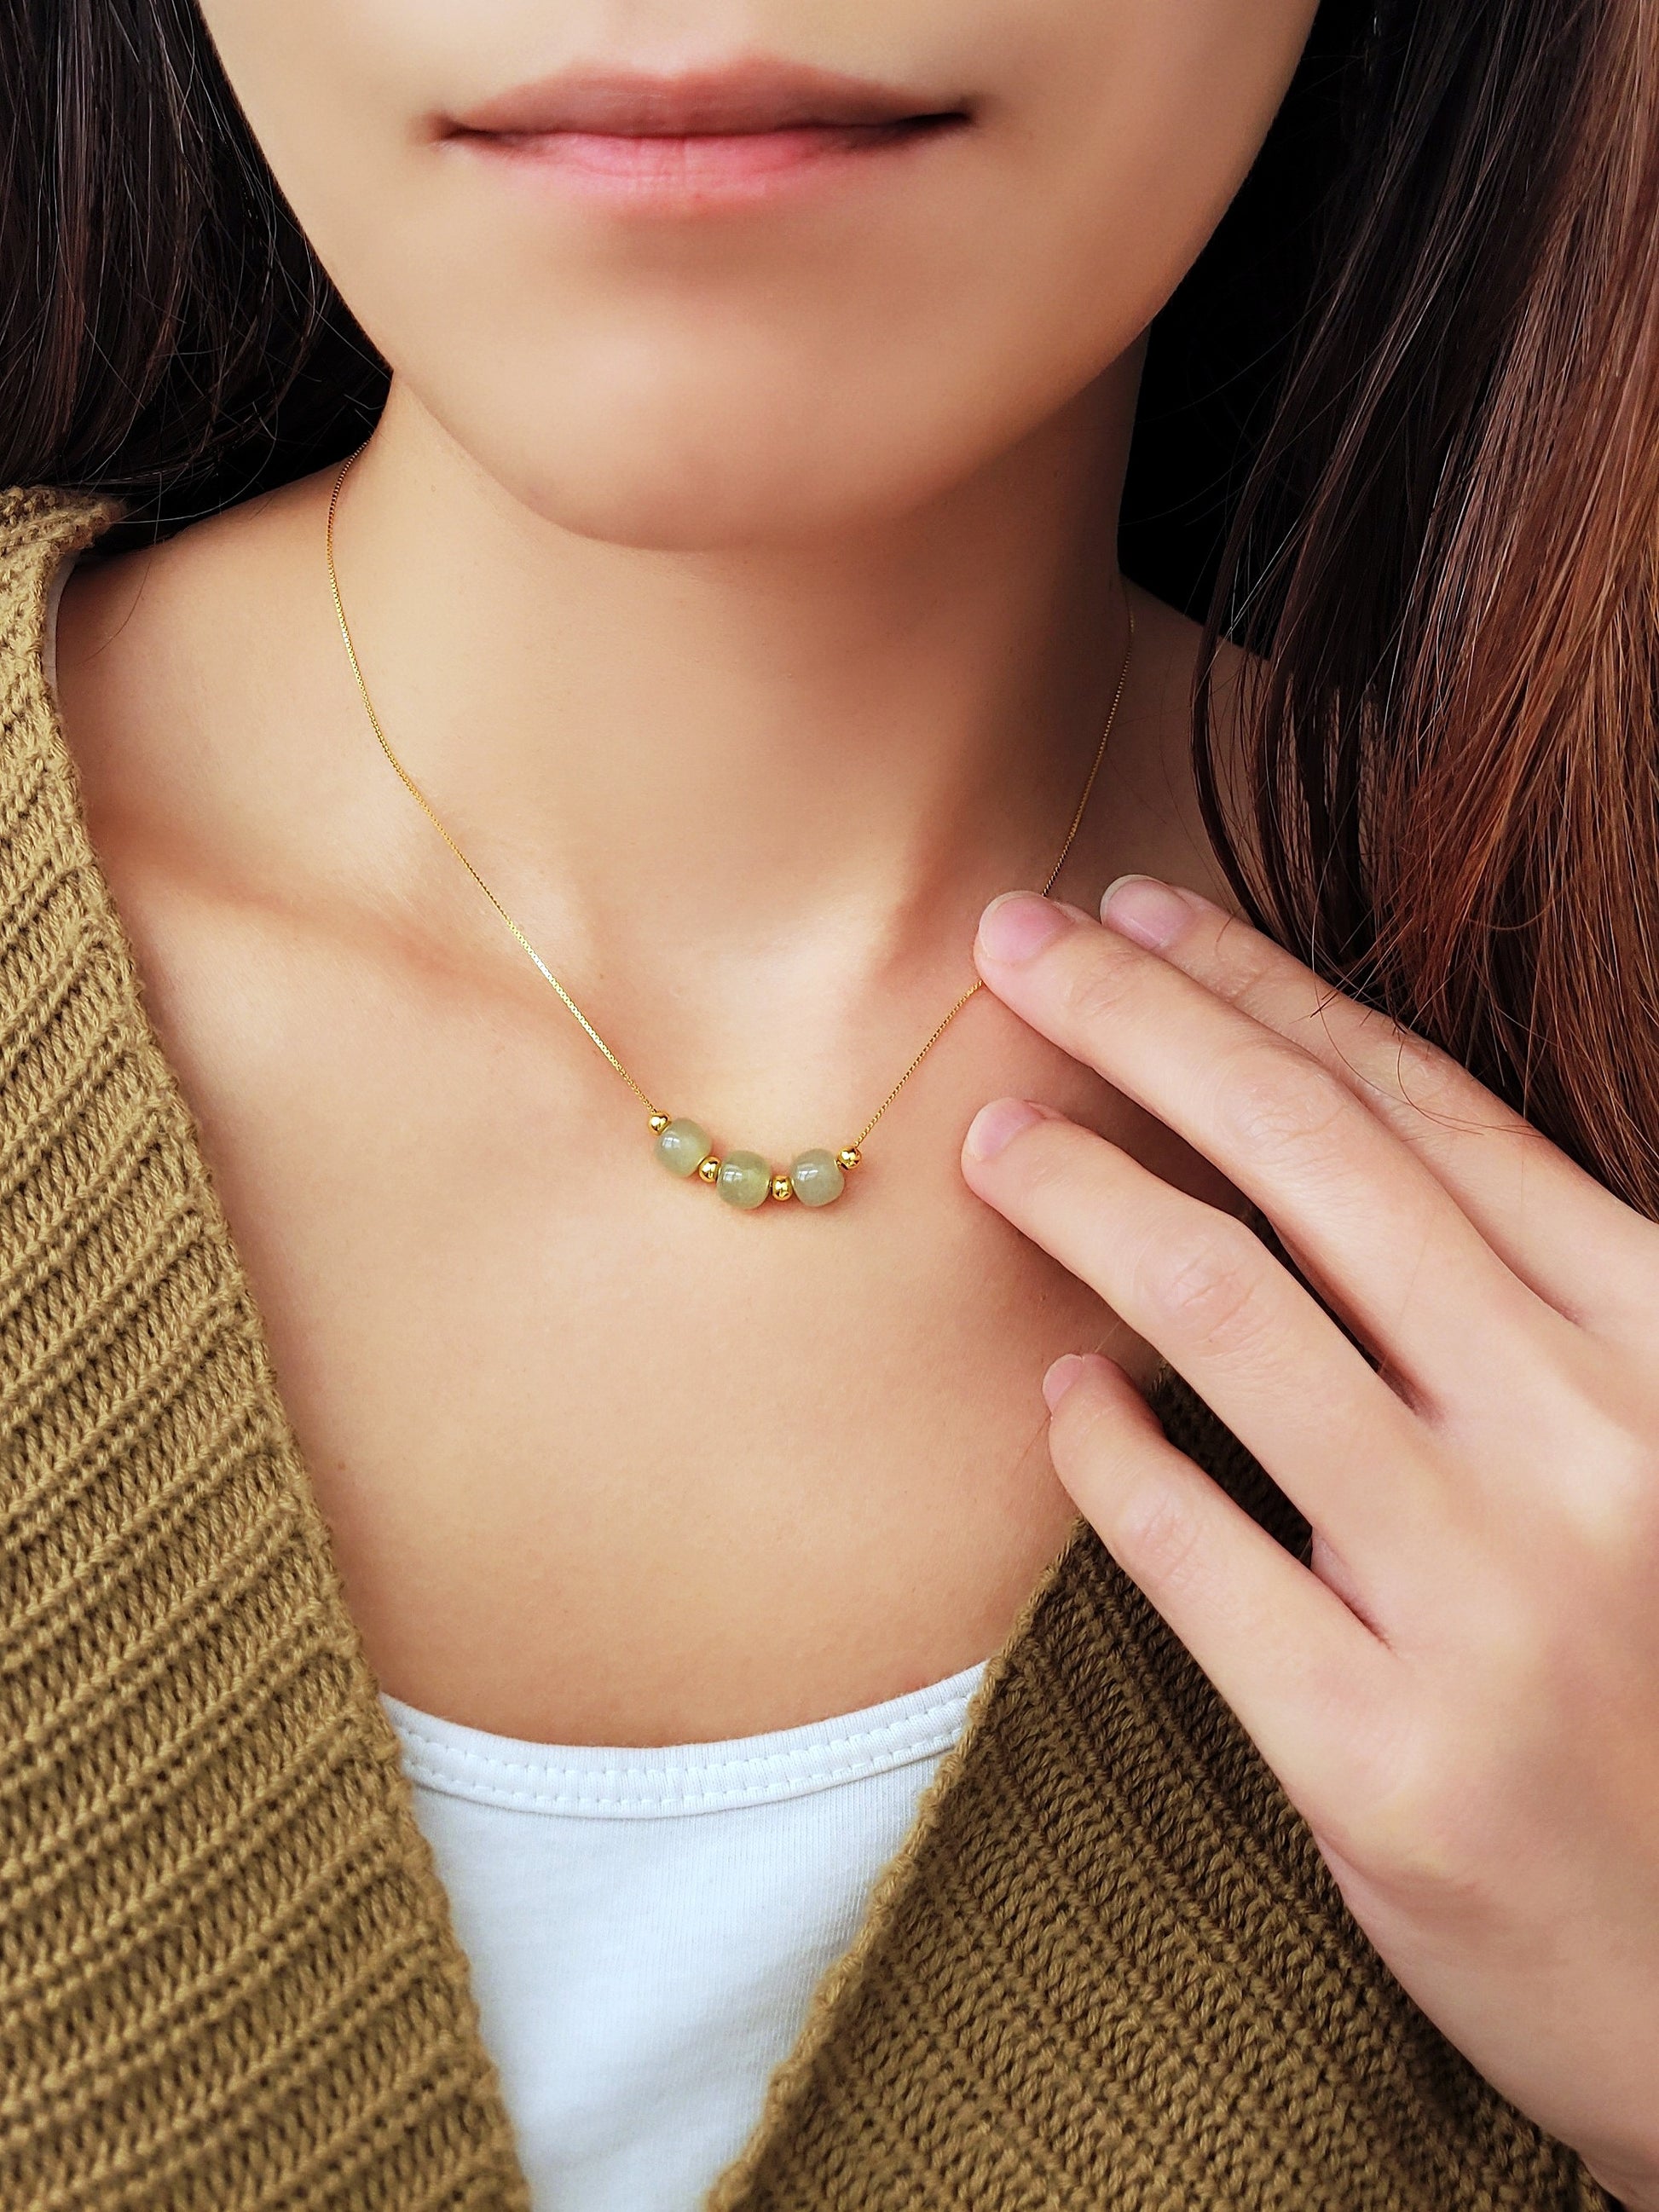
left=0, top=484, right=1616, bottom=2212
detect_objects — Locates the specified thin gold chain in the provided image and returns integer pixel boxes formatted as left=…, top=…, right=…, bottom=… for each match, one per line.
left=324, top=447, right=1135, bottom=1152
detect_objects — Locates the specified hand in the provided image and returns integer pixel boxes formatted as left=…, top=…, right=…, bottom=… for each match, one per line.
left=961, top=876, right=1659, bottom=2210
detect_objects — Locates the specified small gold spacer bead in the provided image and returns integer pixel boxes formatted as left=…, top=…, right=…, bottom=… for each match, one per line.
left=648, top=1112, right=670, bottom=1134
left=697, top=1156, right=721, bottom=1185
left=836, top=1147, right=862, bottom=1173
left=771, top=1173, right=794, bottom=1201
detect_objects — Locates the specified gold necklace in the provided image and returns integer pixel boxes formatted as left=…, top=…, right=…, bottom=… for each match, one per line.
left=325, top=449, right=1134, bottom=1212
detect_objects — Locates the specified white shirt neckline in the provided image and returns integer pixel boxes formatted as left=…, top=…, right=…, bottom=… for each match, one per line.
left=380, top=1658, right=988, bottom=1820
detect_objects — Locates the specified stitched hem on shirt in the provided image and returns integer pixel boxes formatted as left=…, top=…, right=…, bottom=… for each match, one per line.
left=380, top=1661, right=989, bottom=1817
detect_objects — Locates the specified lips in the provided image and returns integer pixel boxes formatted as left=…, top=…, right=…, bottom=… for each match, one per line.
left=441, top=58, right=972, bottom=204
left=447, top=59, right=971, bottom=141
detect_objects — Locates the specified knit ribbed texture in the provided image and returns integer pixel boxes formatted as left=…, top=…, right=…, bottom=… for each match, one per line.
left=0, top=489, right=531, bottom=2211
left=0, top=483, right=1616, bottom=2211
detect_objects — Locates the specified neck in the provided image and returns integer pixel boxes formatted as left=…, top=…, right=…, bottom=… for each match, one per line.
left=326, top=366, right=1140, bottom=977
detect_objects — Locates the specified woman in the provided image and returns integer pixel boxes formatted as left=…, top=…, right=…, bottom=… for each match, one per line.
left=1, top=0, right=1655, bottom=2205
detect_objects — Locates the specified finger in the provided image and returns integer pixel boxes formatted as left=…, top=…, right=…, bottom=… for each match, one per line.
left=1099, top=875, right=1655, bottom=1337
left=962, top=1098, right=1439, bottom=1570
left=974, top=893, right=1566, bottom=1410
left=1041, top=1349, right=1393, bottom=1832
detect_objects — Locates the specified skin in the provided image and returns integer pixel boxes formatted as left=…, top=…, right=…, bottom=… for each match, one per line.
left=43, top=0, right=1656, bottom=2195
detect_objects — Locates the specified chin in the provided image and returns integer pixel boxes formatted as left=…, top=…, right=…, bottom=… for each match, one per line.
left=517, top=468, right=936, bottom=554
left=442, top=396, right=964, bottom=553
left=517, top=452, right=858, bottom=551
left=486, top=429, right=955, bottom=551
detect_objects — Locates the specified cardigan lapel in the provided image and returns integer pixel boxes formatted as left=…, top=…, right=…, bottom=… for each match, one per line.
left=1, top=488, right=531, bottom=2210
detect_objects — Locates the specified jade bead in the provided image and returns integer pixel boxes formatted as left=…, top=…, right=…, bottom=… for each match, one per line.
left=717, top=1150, right=773, bottom=1210
left=655, top=1118, right=712, bottom=1178
left=789, top=1147, right=845, bottom=1207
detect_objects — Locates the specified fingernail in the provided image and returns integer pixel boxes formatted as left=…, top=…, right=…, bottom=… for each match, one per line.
left=978, top=890, right=1072, bottom=962
left=964, top=1095, right=1047, bottom=1161
left=1043, top=1353, right=1087, bottom=1411
left=1099, top=875, right=1191, bottom=950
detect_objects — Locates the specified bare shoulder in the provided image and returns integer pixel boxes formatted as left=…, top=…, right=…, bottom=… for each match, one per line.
left=52, top=470, right=343, bottom=896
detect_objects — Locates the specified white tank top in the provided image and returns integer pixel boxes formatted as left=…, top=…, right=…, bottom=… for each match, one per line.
left=381, top=1658, right=987, bottom=2212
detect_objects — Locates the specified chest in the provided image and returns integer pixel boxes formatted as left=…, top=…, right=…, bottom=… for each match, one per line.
left=90, top=846, right=1225, bottom=1744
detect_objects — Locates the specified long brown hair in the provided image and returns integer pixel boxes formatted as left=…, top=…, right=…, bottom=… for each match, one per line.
left=1192, top=0, right=1659, bottom=1221
left=4, top=2, right=1657, bottom=1214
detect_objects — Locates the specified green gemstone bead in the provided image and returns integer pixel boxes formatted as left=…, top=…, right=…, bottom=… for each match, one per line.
left=655, top=1118, right=712, bottom=1178
left=789, top=1147, right=846, bottom=1207
left=717, top=1150, right=772, bottom=1210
